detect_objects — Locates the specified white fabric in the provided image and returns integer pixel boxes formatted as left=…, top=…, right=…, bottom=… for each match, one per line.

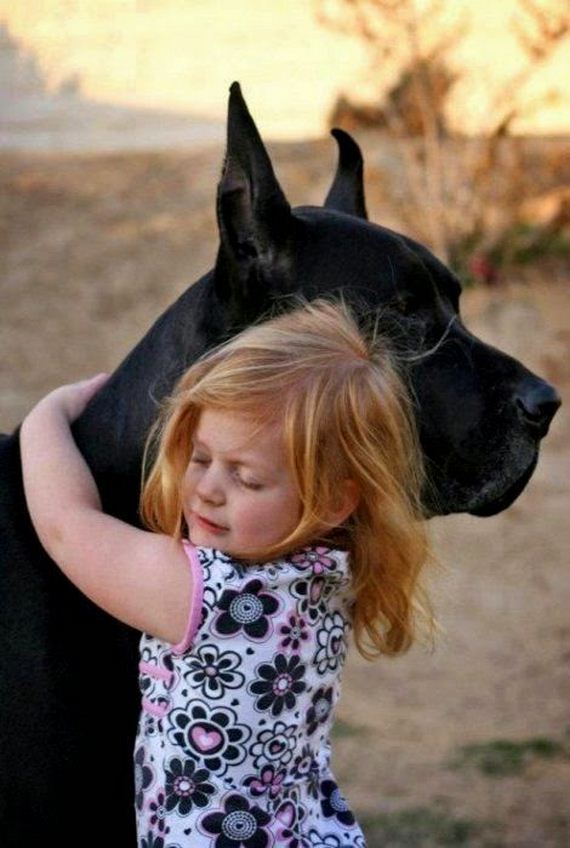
left=134, top=544, right=366, bottom=847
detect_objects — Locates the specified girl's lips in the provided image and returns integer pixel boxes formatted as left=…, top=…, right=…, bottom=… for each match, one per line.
left=194, top=513, right=228, bottom=533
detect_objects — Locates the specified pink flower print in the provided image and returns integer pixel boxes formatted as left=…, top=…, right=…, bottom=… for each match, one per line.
left=278, top=613, right=310, bottom=654
left=244, top=764, right=286, bottom=799
left=290, top=547, right=337, bottom=576
left=274, top=797, right=307, bottom=848
left=168, top=701, right=250, bottom=777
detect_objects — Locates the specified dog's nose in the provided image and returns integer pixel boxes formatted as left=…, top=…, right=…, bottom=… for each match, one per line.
left=515, top=378, right=561, bottom=437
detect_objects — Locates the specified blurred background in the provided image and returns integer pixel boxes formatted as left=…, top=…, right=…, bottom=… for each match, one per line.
left=1, top=1, right=568, bottom=845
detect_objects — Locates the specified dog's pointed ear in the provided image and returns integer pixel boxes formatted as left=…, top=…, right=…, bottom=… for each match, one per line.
left=324, top=128, right=368, bottom=220
left=216, top=82, right=293, bottom=297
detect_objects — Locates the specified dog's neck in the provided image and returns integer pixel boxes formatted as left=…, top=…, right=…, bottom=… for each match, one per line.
left=72, top=271, right=217, bottom=489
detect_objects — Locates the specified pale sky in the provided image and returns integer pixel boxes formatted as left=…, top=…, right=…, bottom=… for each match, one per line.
left=2, top=0, right=568, bottom=139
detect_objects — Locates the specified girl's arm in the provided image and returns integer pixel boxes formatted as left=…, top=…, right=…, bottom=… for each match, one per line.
left=20, top=374, right=192, bottom=645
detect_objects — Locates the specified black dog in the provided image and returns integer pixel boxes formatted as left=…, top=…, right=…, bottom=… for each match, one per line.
left=0, top=83, right=559, bottom=845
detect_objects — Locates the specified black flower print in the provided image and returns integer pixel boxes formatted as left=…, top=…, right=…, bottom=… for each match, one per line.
left=164, top=757, right=215, bottom=816
left=149, top=790, right=168, bottom=834
left=290, top=547, right=338, bottom=576
left=139, top=644, right=154, bottom=690
left=201, top=547, right=233, bottom=564
left=135, top=745, right=155, bottom=811
left=286, top=758, right=323, bottom=807
left=139, top=648, right=174, bottom=715
left=306, top=767, right=320, bottom=802
left=320, top=779, right=355, bottom=826
left=250, top=721, right=298, bottom=769
left=199, top=793, right=271, bottom=848
left=252, top=561, right=282, bottom=582
left=134, top=547, right=362, bottom=843
left=202, top=584, right=219, bottom=615
left=197, top=547, right=234, bottom=577
left=167, top=700, right=250, bottom=776
left=306, top=686, right=334, bottom=736
left=243, top=763, right=286, bottom=800
left=140, top=711, right=162, bottom=739
left=249, top=653, right=306, bottom=716
left=214, top=579, right=280, bottom=641
left=278, top=613, right=310, bottom=654
left=140, top=832, right=164, bottom=848
left=307, top=831, right=363, bottom=848
left=290, top=575, right=336, bottom=626
left=313, top=612, right=348, bottom=674
left=184, top=644, right=244, bottom=700
left=290, top=743, right=319, bottom=782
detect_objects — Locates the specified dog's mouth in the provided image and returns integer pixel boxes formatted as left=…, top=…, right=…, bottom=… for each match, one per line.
left=422, top=448, right=540, bottom=518
left=467, top=454, right=538, bottom=517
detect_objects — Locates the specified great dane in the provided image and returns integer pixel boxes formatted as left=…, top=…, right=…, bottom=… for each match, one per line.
left=0, top=83, right=560, bottom=845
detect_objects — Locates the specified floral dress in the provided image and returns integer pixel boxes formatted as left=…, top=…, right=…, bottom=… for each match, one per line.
left=135, top=542, right=366, bottom=848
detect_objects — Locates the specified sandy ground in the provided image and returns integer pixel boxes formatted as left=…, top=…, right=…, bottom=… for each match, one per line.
left=1, top=143, right=568, bottom=847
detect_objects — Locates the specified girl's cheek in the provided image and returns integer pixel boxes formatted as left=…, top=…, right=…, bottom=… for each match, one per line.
left=184, top=465, right=201, bottom=487
left=180, top=473, right=197, bottom=506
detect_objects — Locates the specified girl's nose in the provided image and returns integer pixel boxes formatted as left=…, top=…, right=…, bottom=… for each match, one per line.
left=196, top=467, right=225, bottom=506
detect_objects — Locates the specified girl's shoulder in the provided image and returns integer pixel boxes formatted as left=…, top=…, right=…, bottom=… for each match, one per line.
left=156, top=542, right=354, bottom=657
left=192, top=543, right=353, bottom=627
left=193, top=543, right=351, bottom=588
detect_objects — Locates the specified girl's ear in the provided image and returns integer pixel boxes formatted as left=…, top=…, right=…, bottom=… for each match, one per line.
left=325, top=479, right=360, bottom=528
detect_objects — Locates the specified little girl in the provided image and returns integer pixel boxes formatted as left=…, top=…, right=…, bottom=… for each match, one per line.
left=21, top=299, right=433, bottom=848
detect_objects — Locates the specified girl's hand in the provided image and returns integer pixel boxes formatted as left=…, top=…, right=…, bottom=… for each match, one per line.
left=32, top=372, right=110, bottom=424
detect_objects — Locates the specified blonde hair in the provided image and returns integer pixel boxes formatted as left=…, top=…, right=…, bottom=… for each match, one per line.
left=141, top=298, right=435, bottom=658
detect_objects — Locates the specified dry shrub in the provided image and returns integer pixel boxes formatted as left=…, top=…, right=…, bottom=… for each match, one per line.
left=317, top=0, right=570, bottom=280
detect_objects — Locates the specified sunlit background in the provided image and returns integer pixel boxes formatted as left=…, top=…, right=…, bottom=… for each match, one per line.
left=1, top=0, right=568, bottom=151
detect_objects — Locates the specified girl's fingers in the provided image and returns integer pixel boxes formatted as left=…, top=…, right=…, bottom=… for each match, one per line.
left=75, top=372, right=110, bottom=408
left=27, top=373, right=111, bottom=426
left=79, top=372, right=110, bottom=388
left=54, top=373, right=110, bottom=421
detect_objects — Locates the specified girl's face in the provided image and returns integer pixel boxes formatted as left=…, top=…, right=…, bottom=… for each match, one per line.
left=181, top=407, right=302, bottom=557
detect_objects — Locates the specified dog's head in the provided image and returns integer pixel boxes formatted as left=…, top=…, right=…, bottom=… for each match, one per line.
left=207, top=83, right=560, bottom=517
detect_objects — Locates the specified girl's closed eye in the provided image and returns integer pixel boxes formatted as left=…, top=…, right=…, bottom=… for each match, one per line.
left=234, top=469, right=263, bottom=491
left=190, top=452, right=210, bottom=465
